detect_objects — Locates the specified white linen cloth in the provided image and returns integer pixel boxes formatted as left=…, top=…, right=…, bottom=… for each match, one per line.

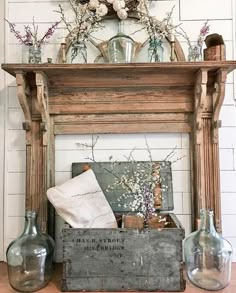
left=47, top=169, right=117, bottom=228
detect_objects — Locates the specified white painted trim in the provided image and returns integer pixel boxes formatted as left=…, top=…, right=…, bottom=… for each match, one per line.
left=0, top=0, right=6, bottom=261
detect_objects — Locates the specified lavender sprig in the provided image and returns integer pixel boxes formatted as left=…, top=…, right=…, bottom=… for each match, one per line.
left=197, top=20, right=210, bottom=46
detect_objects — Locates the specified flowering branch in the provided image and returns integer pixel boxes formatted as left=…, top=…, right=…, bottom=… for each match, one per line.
left=5, top=18, right=60, bottom=47
left=197, top=20, right=210, bottom=46
left=135, top=2, right=177, bottom=41
left=176, top=20, right=210, bottom=47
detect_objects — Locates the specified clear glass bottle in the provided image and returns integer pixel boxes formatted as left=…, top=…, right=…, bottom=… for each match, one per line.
left=107, top=20, right=135, bottom=63
left=188, top=43, right=202, bottom=61
left=6, top=210, right=55, bottom=292
left=28, top=44, right=42, bottom=63
left=148, top=38, right=164, bottom=62
left=184, top=209, right=233, bottom=290
left=70, top=40, right=87, bottom=64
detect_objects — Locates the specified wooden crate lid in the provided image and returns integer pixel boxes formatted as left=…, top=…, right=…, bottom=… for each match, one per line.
left=72, top=161, right=173, bottom=213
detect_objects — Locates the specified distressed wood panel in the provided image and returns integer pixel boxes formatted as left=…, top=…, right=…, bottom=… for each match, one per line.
left=54, top=122, right=191, bottom=134
left=54, top=113, right=190, bottom=123
left=54, top=113, right=191, bottom=134
left=49, top=86, right=193, bottom=114
left=62, top=214, right=185, bottom=292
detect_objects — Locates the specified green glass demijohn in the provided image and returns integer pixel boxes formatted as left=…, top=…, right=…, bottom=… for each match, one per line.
left=184, top=209, right=233, bottom=291
left=6, top=210, right=55, bottom=292
left=107, top=20, right=135, bottom=63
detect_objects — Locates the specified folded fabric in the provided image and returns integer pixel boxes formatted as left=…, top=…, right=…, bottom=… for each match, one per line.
left=47, top=169, right=117, bottom=228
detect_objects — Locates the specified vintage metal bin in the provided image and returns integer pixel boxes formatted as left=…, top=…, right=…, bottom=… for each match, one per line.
left=61, top=162, right=185, bottom=292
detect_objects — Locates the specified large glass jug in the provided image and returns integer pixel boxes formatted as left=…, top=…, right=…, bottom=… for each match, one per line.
left=107, top=20, right=135, bottom=63
left=184, top=209, right=233, bottom=290
left=6, top=210, right=55, bottom=292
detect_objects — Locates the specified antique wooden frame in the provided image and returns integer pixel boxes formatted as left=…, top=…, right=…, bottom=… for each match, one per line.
left=2, top=62, right=236, bottom=234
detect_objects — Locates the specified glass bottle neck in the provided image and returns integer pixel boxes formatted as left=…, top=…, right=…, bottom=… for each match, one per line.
left=118, top=20, right=124, bottom=34
left=23, top=211, right=39, bottom=236
left=199, top=209, right=216, bottom=233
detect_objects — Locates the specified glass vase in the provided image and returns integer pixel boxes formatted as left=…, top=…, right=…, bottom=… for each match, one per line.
left=28, top=44, right=42, bottom=64
left=188, top=43, right=202, bottom=61
left=6, top=210, right=55, bottom=292
left=107, top=21, right=135, bottom=63
left=184, top=209, right=233, bottom=291
left=70, top=41, right=87, bottom=64
left=148, top=38, right=164, bottom=62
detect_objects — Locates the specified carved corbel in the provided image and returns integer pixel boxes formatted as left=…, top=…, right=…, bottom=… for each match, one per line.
left=16, top=72, right=32, bottom=139
left=212, top=69, right=227, bottom=143
left=35, top=72, right=50, bottom=145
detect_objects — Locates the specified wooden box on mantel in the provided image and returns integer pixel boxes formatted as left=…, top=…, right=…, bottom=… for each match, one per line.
left=61, top=162, right=185, bottom=292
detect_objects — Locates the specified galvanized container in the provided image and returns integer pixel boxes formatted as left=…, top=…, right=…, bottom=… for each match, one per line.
left=61, top=162, right=185, bottom=292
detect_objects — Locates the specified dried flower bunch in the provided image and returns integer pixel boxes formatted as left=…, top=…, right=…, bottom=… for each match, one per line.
left=5, top=18, right=59, bottom=47
left=136, top=0, right=176, bottom=41
left=177, top=20, right=210, bottom=48
left=56, top=0, right=129, bottom=45
left=197, top=21, right=210, bottom=46
left=176, top=20, right=210, bottom=61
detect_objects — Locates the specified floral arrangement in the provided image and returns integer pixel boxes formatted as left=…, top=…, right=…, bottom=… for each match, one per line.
left=5, top=18, right=59, bottom=47
left=77, top=136, right=182, bottom=227
left=56, top=0, right=128, bottom=45
left=136, top=0, right=176, bottom=41
left=176, top=20, right=210, bottom=61
left=177, top=20, right=210, bottom=48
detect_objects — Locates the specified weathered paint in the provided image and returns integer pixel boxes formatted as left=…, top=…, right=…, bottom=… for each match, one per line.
left=62, top=215, right=185, bottom=292
left=61, top=163, right=185, bottom=291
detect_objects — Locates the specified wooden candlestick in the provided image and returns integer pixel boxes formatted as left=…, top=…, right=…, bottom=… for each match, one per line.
left=61, top=42, right=67, bottom=64
left=170, top=40, right=175, bottom=62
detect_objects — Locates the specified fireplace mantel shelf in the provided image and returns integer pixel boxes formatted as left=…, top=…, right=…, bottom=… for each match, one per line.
left=3, top=61, right=236, bottom=72
left=2, top=61, right=236, bottom=233
left=2, top=61, right=236, bottom=86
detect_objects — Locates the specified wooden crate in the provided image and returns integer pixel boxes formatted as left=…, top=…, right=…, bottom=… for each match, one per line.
left=61, top=162, right=186, bottom=292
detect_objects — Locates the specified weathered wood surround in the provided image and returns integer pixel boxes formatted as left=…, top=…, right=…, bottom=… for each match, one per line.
left=2, top=62, right=236, bottom=233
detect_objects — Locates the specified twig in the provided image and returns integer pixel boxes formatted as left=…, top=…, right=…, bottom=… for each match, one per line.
left=171, top=155, right=186, bottom=164
left=175, top=26, right=191, bottom=46
left=145, top=136, right=153, bottom=162
left=163, top=146, right=177, bottom=161
left=55, top=5, right=72, bottom=34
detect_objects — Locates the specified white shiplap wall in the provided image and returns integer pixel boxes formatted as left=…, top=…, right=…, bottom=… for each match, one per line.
left=1, top=0, right=236, bottom=262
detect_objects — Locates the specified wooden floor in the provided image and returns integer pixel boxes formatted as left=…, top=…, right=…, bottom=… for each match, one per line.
left=1, top=262, right=236, bottom=293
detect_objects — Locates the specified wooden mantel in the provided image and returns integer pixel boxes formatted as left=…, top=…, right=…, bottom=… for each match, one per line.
left=2, top=61, right=236, bottom=234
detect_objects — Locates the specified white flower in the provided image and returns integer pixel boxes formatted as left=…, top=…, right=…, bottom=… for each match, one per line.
left=96, top=3, right=108, bottom=16
left=88, top=0, right=100, bottom=10
left=112, top=0, right=125, bottom=11
left=106, top=0, right=115, bottom=3
left=117, top=9, right=128, bottom=19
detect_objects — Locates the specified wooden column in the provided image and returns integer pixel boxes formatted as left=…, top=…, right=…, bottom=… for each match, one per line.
left=193, top=69, right=227, bottom=232
left=16, top=71, right=50, bottom=232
